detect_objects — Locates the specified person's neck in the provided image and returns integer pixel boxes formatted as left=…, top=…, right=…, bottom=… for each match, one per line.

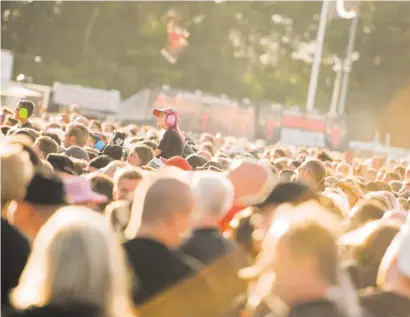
left=137, top=225, right=181, bottom=249
left=192, top=215, right=219, bottom=230
left=19, top=118, right=28, bottom=125
left=285, top=280, right=330, bottom=307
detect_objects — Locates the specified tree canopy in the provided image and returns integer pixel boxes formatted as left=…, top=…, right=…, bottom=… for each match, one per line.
left=2, top=1, right=410, bottom=143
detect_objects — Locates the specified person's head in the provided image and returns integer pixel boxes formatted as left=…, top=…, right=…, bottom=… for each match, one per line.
left=87, top=155, right=112, bottom=173
left=13, top=128, right=37, bottom=143
left=102, top=144, right=124, bottom=161
left=348, top=200, right=385, bottom=231
left=272, top=222, right=339, bottom=305
left=253, top=182, right=317, bottom=236
left=113, top=167, right=143, bottom=201
left=278, top=169, right=296, bottom=183
left=153, top=108, right=180, bottom=130
left=42, top=131, right=62, bottom=146
left=405, top=166, right=410, bottom=181
left=297, top=159, right=326, bottom=191
left=105, top=200, right=132, bottom=235
left=393, top=165, right=405, bottom=180
left=11, top=206, right=133, bottom=316
left=397, top=197, right=409, bottom=211
left=272, top=148, right=286, bottom=159
left=335, top=162, right=351, bottom=177
left=186, top=154, right=208, bottom=171
left=141, top=139, right=158, bottom=151
left=34, top=136, right=59, bottom=160
left=88, top=119, right=102, bottom=132
left=336, top=181, right=362, bottom=209
left=63, top=122, right=89, bottom=148
left=384, top=172, right=401, bottom=183
left=47, top=153, right=76, bottom=176
left=227, top=160, right=275, bottom=207
left=86, top=174, right=114, bottom=211
left=1, top=143, right=34, bottom=206
left=15, top=100, right=35, bottom=121
left=191, top=172, right=234, bottom=226
left=127, top=144, right=154, bottom=167
left=6, top=172, right=67, bottom=240
left=348, top=221, right=401, bottom=288
left=66, top=145, right=90, bottom=161
left=377, top=229, right=410, bottom=297
left=389, top=180, right=403, bottom=193
left=130, top=176, right=194, bottom=248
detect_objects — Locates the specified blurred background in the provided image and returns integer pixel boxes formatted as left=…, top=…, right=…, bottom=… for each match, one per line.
left=1, top=1, right=410, bottom=148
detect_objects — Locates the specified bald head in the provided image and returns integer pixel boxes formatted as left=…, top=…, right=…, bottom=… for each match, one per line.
left=141, top=178, right=193, bottom=225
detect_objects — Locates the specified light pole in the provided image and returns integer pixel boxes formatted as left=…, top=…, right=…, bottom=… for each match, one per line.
left=338, top=16, right=358, bottom=115
left=305, top=0, right=330, bottom=112
left=329, top=57, right=343, bottom=115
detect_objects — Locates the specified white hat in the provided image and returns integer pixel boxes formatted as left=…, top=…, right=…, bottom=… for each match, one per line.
left=397, top=227, right=410, bottom=278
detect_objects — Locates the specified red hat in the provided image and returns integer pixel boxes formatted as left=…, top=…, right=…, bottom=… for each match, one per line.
left=153, top=107, right=179, bottom=119
left=160, top=156, right=192, bottom=171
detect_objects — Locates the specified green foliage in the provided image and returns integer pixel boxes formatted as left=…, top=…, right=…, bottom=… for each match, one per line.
left=2, top=1, right=410, bottom=114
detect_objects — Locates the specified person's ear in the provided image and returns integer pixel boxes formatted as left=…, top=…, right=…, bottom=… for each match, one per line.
left=69, top=135, right=76, bottom=145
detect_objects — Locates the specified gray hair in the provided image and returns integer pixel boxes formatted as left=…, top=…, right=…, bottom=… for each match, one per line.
left=192, top=172, right=234, bottom=218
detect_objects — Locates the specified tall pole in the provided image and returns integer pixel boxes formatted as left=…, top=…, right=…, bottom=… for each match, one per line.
left=329, top=57, right=343, bottom=115
left=337, top=16, right=358, bottom=115
left=305, top=0, right=330, bottom=112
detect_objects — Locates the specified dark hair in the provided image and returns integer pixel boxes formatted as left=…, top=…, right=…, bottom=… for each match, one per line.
left=47, top=153, right=75, bottom=175
left=88, top=174, right=114, bottom=211
left=34, top=136, right=59, bottom=158
left=351, top=222, right=400, bottom=288
left=186, top=154, right=208, bottom=170
left=349, top=201, right=385, bottom=231
left=13, top=129, right=37, bottom=143
left=141, top=140, right=158, bottom=151
left=132, top=144, right=154, bottom=166
left=305, top=159, right=326, bottom=191
left=17, top=100, right=35, bottom=118
left=41, top=132, right=61, bottom=146
left=257, top=182, right=317, bottom=209
left=88, top=155, right=112, bottom=170
left=1, top=126, right=10, bottom=135
left=290, top=160, right=301, bottom=169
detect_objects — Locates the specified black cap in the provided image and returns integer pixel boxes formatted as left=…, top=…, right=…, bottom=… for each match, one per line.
left=25, top=173, right=67, bottom=205
left=88, top=155, right=112, bottom=170
left=47, top=154, right=75, bottom=175
left=254, top=182, right=316, bottom=209
left=102, top=145, right=123, bottom=161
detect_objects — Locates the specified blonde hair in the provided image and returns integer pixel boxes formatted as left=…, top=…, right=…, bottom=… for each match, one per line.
left=11, top=206, right=134, bottom=317
left=1, top=143, right=34, bottom=203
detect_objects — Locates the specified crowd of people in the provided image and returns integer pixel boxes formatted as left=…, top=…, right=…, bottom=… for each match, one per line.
left=1, top=99, right=410, bottom=317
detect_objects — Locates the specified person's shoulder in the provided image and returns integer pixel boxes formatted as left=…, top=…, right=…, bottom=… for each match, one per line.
left=1, top=219, right=30, bottom=252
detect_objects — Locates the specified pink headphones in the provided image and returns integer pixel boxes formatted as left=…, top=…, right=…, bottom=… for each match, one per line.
left=166, top=108, right=178, bottom=127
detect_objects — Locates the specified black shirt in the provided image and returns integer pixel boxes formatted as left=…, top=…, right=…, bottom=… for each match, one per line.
left=360, top=289, right=410, bottom=317
left=180, top=227, right=239, bottom=265
left=123, top=237, right=199, bottom=305
left=286, top=300, right=346, bottom=317
left=1, top=219, right=30, bottom=309
left=18, top=121, right=33, bottom=129
left=158, top=129, right=184, bottom=159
